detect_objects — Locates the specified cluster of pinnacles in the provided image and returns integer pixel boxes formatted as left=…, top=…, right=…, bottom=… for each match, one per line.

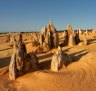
left=9, top=34, right=39, bottom=80
left=39, top=21, right=88, bottom=51
left=63, top=24, right=88, bottom=46
left=39, top=20, right=59, bottom=52
left=9, top=21, right=90, bottom=80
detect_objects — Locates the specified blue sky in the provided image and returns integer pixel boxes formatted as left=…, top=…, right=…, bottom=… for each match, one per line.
left=0, top=0, right=96, bottom=32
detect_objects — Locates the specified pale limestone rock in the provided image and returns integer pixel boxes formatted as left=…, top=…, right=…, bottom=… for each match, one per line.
left=68, top=34, right=75, bottom=47
left=51, top=46, right=64, bottom=71
left=63, top=30, right=66, bottom=37
left=74, top=32, right=81, bottom=45
left=45, top=29, right=51, bottom=50
left=67, top=24, right=76, bottom=46
left=78, top=42, right=83, bottom=46
left=39, top=34, right=44, bottom=46
left=83, top=36, right=87, bottom=45
left=47, top=21, right=59, bottom=48
left=9, top=54, right=16, bottom=80
left=51, top=46, right=73, bottom=71
left=67, top=24, right=73, bottom=36
left=53, top=32, right=59, bottom=48
left=41, top=25, right=47, bottom=36
left=39, top=26, right=47, bottom=46
left=39, top=21, right=59, bottom=51
left=85, top=30, right=88, bottom=35
left=33, top=33, right=38, bottom=42
left=79, top=29, right=82, bottom=36
left=10, top=34, right=15, bottom=43
left=9, top=42, right=38, bottom=80
left=9, top=34, right=25, bottom=80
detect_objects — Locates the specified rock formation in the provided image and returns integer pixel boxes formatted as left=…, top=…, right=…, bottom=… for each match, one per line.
left=51, top=46, right=73, bottom=71
left=83, top=35, right=87, bottom=45
left=79, top=28, right=82, bottom=36
left=85, top=30, right=88, bottom=35
left=41, top=25, right=47, bottom=37
left=67, top=24, right=76, bottom=46
left=10, top=34, right=15, bottom=43
left=24, top=52, right=39, bottom=72
left=74, top=31, right=81, bottom=45
left=32, top=33, right=39, bottom=47
left=9, top=34, right=39, bottom=80
left=39, top=21, right=59, bottom=52
left=63, top=31, right=68, bottom=45
left=92, top=29, right=96, bottom=34
left=78, top=34, right=88, bottom=46
left=33, top=33, right=38, bottom=42
left=39, top=26, right=47, bottom=46
left=67, top=24, right=73, bottom=37
left=51, top=46, right=64, bottom=71
left=44, top=29, right=51, bottom=50
left=68, top=34, right=75, bottom=46
left=66, top=24, right=81, bottom=46
left=9, top=54, right=16, bottom=80
left=47, top=20, right=59, bottom=48
left=9, top=37, right=24, bottom=80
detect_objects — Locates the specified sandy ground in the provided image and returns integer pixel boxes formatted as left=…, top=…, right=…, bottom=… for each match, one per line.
left=0, top=35, right=96, bottom=91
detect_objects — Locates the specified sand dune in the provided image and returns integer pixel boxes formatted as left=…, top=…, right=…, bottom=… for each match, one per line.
left=14, top=52, right=96, bottom=91
left=0, top=39, right=96, bottom=91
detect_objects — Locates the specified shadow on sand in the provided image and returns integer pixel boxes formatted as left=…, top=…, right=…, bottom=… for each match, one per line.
left=88, top=39, right=96, bottom=44
left=0, top=56, right=10, bottom=68
left=0, top=48, right=11, bottom=52
left=37, top=49, right=88, bottom=70
left=0, top=48, right=88, bottom=73
left=71, top=50, right=88, bottom=62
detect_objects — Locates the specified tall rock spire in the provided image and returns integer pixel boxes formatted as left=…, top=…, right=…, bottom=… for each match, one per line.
left=67, top=24, right=73, bottom=36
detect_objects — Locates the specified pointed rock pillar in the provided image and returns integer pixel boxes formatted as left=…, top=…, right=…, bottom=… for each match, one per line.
left=47, top=20, right=59, bottom=48
left=67, top=24, right=75, bottom=46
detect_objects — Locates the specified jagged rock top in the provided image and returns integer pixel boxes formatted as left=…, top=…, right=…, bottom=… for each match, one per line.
left=48, top=20, right=57, bottom=33
left=67, top=24, right=73, bottom=35
left=40, top=25, right=47, bottom=35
